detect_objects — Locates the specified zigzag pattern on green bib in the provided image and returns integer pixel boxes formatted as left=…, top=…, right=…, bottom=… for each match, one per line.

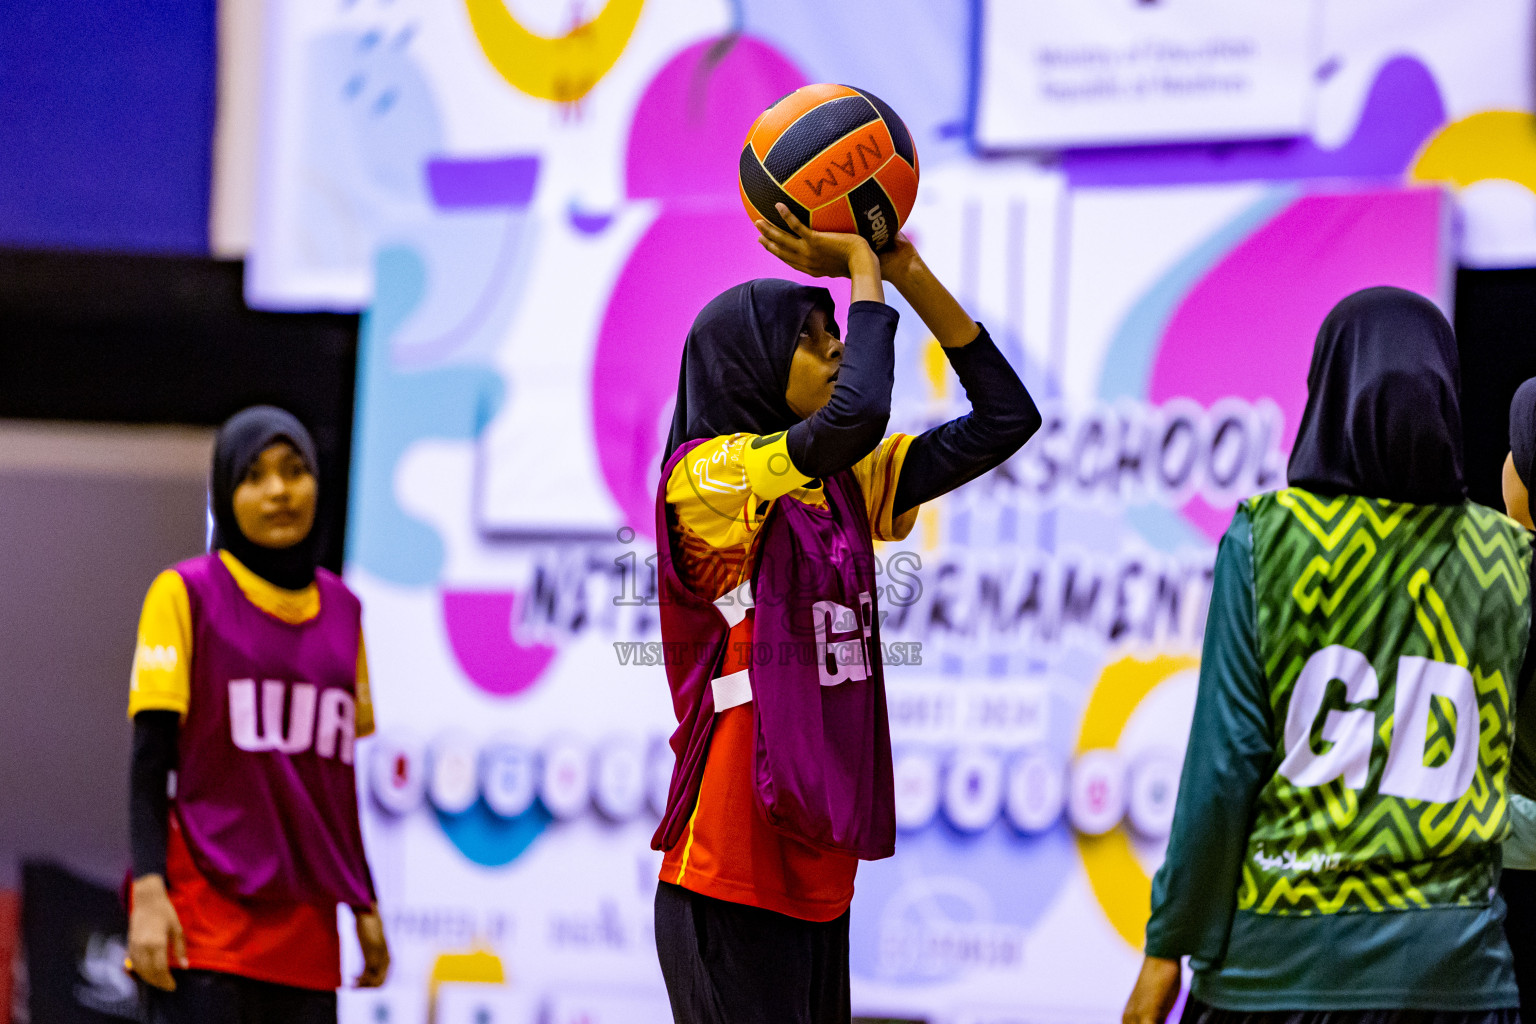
left=1241, top=488, right=1530, bottom=916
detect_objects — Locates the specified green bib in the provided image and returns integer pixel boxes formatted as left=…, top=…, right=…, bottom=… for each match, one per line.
left=1241, top=488, right=1531, bottom=916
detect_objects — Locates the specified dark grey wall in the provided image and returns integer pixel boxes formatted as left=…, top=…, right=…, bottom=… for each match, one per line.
left=0, top=249, right=359, bottom=575
left=0, top=423, right=210, bottom=887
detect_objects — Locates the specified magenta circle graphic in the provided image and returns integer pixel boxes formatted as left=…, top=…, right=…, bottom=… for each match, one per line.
left=442, top=590, right=558, bottom=697
left=592, top=36, right=831, bottom=536
left=1146, top=189, right=1446, bottom=541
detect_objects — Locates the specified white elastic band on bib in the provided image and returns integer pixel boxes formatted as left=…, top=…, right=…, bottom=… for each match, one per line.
left=714, top=580, right=753, bottom=627
left=711, top=582, right=755, bottom=708
left=712, top=669, right=753, bottom=711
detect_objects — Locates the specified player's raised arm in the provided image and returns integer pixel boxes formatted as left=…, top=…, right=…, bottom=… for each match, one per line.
left=878, top=233, right=1042, bottom=516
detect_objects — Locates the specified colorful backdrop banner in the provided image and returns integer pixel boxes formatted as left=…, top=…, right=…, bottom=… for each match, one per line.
left=247, top=2, right=1533, bottom=1022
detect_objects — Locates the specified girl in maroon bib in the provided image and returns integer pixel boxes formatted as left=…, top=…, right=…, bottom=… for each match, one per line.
left=653, top=206, right=1041, bottom=1023
left=126, top=406, right=388, bottom=1023
left=172, top=551, right=372, bottom=905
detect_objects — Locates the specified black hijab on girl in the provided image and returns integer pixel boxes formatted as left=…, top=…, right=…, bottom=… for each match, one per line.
left=211, top=405, right=321, bottom=589
left=1287, top=286, right=1466, bottom=505
left=1509, top=378, right=1536, bottom=489
left=664, top=278, right=835, bottom=466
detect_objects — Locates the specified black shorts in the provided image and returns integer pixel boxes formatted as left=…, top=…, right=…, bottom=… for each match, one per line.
left=141, top=969, right=336, bottom=1024
left=1180, top=997, right=1518, bottom=1024
left=654, top=881, right=851, bottom=1024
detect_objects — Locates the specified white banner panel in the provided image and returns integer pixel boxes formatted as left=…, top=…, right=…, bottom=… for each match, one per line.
left=976, top=0, right=1321, bottom=150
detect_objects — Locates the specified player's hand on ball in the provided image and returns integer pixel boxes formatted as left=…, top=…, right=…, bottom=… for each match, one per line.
left=876, top=232, right=921, bottom=285
left=354, top=905, right=391, bottom=988
left=127, top=874, right=188, bottom=992
left=756, top=203, right=877, bottom=279
left=1122, top=955, right=1182, bottom=1024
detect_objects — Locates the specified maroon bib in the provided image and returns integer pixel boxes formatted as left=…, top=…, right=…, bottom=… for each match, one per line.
left=174, top=554, right=374, bottom=906
left=652, top=442, right=896, bottom=860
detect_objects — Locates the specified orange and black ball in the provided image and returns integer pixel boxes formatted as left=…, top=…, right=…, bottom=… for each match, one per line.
left=739, top=84, right=919, bottom=252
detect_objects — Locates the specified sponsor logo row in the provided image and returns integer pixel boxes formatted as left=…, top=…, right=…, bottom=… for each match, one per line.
left=366, top=733, right=1181, bottom=839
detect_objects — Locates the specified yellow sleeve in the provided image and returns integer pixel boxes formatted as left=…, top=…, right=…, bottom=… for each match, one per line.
left=849, top=433, right=919, bottom=541
left=666, top=433, right=810, bottom=549
left=741, top=429, right=814, bottom=500
left=355, top=637, right=375, bottom=737
left=128, top=570, right=194, bottom=719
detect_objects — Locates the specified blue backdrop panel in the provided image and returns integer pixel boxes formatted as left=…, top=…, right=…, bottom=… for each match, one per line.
left=0, top=0, right=215, bottom=254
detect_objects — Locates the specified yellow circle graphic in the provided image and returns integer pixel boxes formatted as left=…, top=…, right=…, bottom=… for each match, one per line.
left=1075, top=652, right=1198, bottom=949
left=465, top=0, right=646, bottom=103
left=1410, top=110, right=1536, bottom=193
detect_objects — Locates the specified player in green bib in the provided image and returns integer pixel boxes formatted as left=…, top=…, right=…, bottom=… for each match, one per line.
left=1123, top=288, right=1535, bottom=1024
left=1499, top=376, right=1536, bottom=1020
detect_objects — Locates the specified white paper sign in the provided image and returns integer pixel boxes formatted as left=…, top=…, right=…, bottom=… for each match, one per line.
left=976, top=0, right=1321, bottom=149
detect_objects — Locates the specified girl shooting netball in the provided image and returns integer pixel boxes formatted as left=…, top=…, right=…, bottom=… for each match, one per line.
left=649, top=182, right=1041, bottom=1022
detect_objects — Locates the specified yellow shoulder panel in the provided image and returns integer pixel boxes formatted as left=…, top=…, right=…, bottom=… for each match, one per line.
left=128, top=569, right=194, bottom=719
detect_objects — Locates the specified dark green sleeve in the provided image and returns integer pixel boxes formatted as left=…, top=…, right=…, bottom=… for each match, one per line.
left=1509, top=545, right=1536, bottom=800
left=1144, top=507, right=1273, bottom=963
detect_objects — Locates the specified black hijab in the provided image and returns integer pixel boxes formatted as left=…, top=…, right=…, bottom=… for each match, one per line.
left=1287, top=286, right=1466, bottom=505
left=211, top=405, right=321, bottom=589
left=664, top=278, right=835, bottom=466
left=1510, top=378, right=1536, bottom=488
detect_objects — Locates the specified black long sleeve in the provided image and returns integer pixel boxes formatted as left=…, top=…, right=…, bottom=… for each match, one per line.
left=130, top=710, right=179, bottom=879
left=786, top=301, right=898, bottom=478
left=893, top=325, right=1040, bottom=517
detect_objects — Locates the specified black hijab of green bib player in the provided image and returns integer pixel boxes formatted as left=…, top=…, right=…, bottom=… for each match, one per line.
left=1287, top=286, right=1466, bottom=505
left=1509, top=377, right=1536, bottom=490
left=210, top=405, right=322, bottom=590
left=663, top=278, right=837, bottom=467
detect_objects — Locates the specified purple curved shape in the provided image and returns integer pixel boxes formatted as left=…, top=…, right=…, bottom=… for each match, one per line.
left=395, top=212, right=529, bottom=368
left=442, top=590, right=558, bottom=697
left=1062, top=57, right=1446, bottom=187
left=1147, top=187, right=1446, bottom=541
left=569, top=206, right=615, bottom=234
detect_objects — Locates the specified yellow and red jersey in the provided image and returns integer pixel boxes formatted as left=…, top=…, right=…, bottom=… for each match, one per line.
left=659, top=431, right=915, bottom=921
